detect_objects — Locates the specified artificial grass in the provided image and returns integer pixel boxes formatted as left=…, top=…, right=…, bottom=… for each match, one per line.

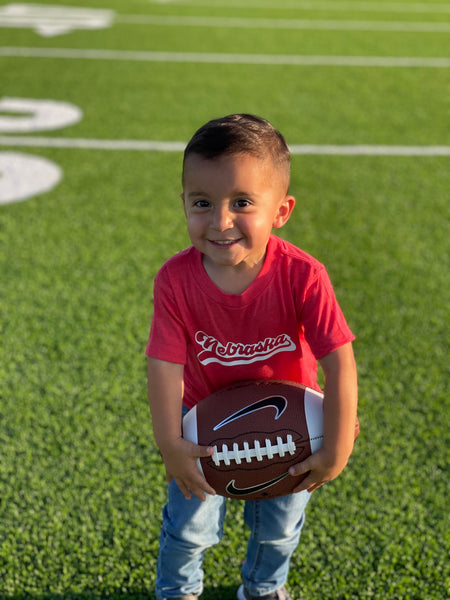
left=1, top=0, right=449, bottom=597
left=2, top=148, right=448, bottom=598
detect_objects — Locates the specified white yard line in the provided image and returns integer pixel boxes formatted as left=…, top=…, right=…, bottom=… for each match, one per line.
left=0, top=136, right=187, bottom=152
left=147, top=0, right=450, bottom=14
left=1, top=47, right=449, bottom=67
left=117, top=14, right=450, bottom=33
left=1, top=136, right=449, bottom=156
left=289, top=144, right=450, bottom=156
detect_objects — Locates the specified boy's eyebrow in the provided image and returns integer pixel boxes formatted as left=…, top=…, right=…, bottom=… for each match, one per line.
left=188, top=187, right=258, bottom=197
left=187, top=190, right=259, bottom=202
left=187, top=190, right=208, bottom=197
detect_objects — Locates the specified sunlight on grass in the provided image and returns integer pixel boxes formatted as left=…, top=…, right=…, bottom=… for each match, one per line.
left=1, top=0, right=448, bottom=597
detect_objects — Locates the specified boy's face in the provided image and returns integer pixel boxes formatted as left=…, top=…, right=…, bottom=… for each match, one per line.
left=182, top=152, right=295, bottom=278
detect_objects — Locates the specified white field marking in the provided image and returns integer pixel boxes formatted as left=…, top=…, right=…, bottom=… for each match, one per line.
left=148, top=0, right=450, bottom=14
left=1, top=136, right=449, bottom=156
left=0, top=3, right=114, bottom=37
left=289, top=144, right=450, bottom=156
left=1, top=47, right=449, bottom=68
left=0, top=97, right=83, bottom=133
left=0, top=151, right=62, bottom=205
left=0, top=136, right=187, bottom=152
left=117, top=14, right=450, bottom=33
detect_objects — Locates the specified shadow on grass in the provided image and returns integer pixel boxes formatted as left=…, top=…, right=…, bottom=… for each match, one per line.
left=1, top=586, right=238, bottom=600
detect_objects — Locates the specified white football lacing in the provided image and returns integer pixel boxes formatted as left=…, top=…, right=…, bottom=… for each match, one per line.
left=211, top=435, right=296, bottom=466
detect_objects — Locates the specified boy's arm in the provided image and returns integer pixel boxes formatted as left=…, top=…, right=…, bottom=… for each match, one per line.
left=289, top=342, right=358, bottom=493
left=147, top=357, right=216, bottom=501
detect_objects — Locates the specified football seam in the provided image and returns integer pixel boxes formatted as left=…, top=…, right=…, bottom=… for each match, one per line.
left=211, top=434, right=297, bottom=466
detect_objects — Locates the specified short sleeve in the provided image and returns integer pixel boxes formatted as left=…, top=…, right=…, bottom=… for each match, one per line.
left=299, top=267, right=355, bottom=360
left=146, top=267, right=188, bottom=364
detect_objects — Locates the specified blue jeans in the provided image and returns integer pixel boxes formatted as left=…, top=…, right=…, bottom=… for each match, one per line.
left=155, top=473, right=310, bottom=598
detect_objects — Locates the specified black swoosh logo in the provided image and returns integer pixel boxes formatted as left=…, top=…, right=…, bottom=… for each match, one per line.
left=226, top=472, right=290, bottom=496
left=213, top=396, right=287, bottom=431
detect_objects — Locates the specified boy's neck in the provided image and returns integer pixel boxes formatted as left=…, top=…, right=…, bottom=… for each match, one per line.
left=202, top=253, right=266, bottom=295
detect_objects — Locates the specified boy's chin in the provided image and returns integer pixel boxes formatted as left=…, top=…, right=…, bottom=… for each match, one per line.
left=203, top=253, right=240, bottom=269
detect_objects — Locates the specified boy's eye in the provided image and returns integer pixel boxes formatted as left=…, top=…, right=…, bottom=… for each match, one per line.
left=235, top=199, right=251, bottom=208
left=194, top=199, right=210, bottom=208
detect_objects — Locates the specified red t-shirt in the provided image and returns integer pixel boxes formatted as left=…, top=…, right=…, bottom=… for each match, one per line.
left=146, top=235, right=354, bottom=408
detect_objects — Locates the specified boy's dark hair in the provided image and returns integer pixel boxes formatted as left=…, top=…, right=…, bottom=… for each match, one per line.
left=182, top=114, right=291, bottom=188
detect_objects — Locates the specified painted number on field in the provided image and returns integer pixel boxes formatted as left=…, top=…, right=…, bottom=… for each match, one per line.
left=0, top=97, right=83, bottom=132
left=0, top=3, right=114, bottom=37
left=0, top=152, right=62, bottom=205
left=0, top=97, right=83, bottom=204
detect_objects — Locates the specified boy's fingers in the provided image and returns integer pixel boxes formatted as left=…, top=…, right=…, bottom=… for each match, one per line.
left=182, top=476, right=216, bottom=501
left=174, top=478, right=192, bottom=500
left=187, top=447, right=217, bottom=499
left=183, top=439, right=213, bottom=458
left=292, top=473, right=320, bottom=494
left=289, top=453, right=328, bottom=493
left=199, top=445, right=215, bottom=458
left=307, top=482, right=324, bottom=493
left=191, top=443, right=214, bottom=458
left=288, top=455, right=314, bottom=477
left=196, top=476, right=216, bottom=498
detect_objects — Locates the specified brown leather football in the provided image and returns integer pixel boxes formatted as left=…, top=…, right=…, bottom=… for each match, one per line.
left=183, top=379, right=358, bottom=500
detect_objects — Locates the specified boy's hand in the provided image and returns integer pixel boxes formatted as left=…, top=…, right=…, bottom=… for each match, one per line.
left=290, top=343, right=358, bottom=494
left=160, top=436, right=217, bottom=501
left=288, top=447, right=350, bottom=494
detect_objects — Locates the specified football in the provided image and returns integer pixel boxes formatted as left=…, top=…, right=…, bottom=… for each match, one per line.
left=183, top=379, right=359, bottom=500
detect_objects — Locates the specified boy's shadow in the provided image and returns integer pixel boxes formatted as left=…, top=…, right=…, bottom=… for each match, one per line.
left=201, top=586, right=238, bottom=600
left=3, top=586, right=238, bottom=600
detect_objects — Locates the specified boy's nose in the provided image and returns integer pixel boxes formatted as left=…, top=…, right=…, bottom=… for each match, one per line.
left=211, top=206, right=233, bottom=231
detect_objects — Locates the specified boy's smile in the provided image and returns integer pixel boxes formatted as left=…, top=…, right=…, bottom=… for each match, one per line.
left=182, top=153, right=295, bottom=291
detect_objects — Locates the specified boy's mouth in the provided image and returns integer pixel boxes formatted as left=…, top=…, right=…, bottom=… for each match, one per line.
left=209, top=239, right=239, bottom=246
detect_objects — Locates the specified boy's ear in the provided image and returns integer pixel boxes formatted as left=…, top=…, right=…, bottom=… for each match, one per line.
left=181, top=192, right=186, bottom=214
left=272, top=195, right=296, bottom=229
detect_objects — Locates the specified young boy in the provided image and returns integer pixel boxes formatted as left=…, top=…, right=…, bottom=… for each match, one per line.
left=146, top=114, right=358, bottom=600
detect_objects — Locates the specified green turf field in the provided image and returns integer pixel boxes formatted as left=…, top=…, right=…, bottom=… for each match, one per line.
left=1, top=0, right=449, bottom=598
